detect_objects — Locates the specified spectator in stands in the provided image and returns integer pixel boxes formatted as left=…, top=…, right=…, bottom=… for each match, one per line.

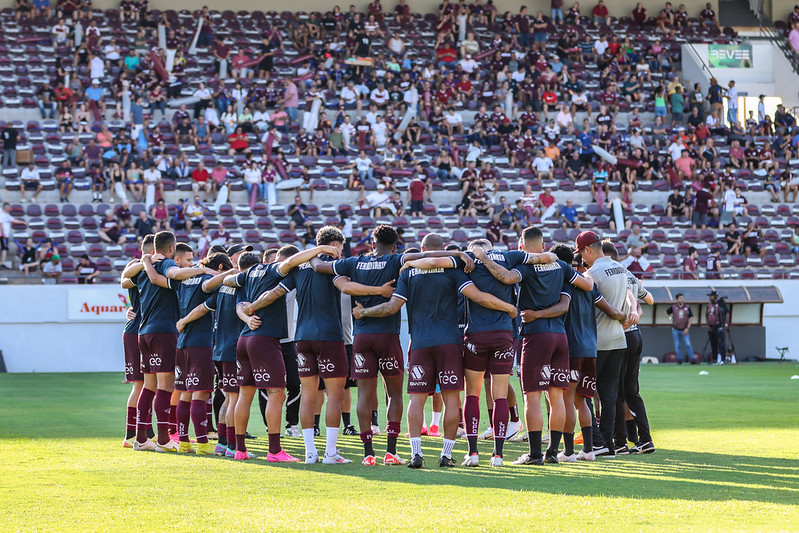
left=591, top=0, right=610, bottom=25
left=725, top=222, right=743, bottom=255
left=486, top=214, right=504, bottom=244
left=1, top=125, right=18, bottom=172
left=76, top=254, right=99, bottom=284
left=538, top=187, right=557, bottom=219
left=227, top=126, right=251, bottom=156
left=243, top=161, right=264, bottom=202
left=621, top=247, right=653, bottom=279
left=99, top=209, right=126, bottom=245
left=789, top=22, right=799, bottom=52
left=408, top=173, right=429, bottom=217
left=559, top=198, right=579, bottom=230
left=36, top=81, right=57, bottom=120
left=143, top=162, right=164, bottom=201
left=692, top=185, right=715, bottom=230
left=667, top=186, right=687, bottom=219
left=42, top=254, right=62, bottom=285
left=288, top=195, right=310, bottom=231
left=20, top=162, right=42, bottom=203
left=700, top=2, right=718, bottom=29
left=281, top=79, right=299, bottom=124
left=134, top=209, right=155, bottom=240
left=85, top=78, right=107, bottom=117
left=682, top=246, right=699, bottom=280
left=625, top=224, right=648, bottom=254
left=191, top=161, right=213, bottom=201
left=742, top=221, right=766, bottom=259
left=16, top=237, right=39, bottom=276
left=185, top=196, right=209, bottom=231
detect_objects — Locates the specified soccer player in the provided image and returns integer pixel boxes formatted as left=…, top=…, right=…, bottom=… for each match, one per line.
left=575, top=231, right=638, bottom=458
left=550, top=244, right=628, bottom=462
left=310, top=225, right=408, bottom=465
left=120, top=234, right=154, bottom=448
left=353, top=233, right=517, bottom=468
left=227, top=245, right=340, bottom=461
left=601, top=242, right=656, bottom=455
left=474, top=227, right=594, bottom=465
left=122, top=231, right=216, bottom=452
left=462, top=239, right=558, bottom=466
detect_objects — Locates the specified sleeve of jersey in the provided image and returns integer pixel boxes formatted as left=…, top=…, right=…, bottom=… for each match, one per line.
left=561, top=261, right=579, bottom=284
left=560, top=279, right=573, bottom=299
left=331, top=257, right=355, bottom=278
left=278, top=271, right=296, bottom=293
left=204, top=291, right=218, bottom=311
left=592, top=285, right=604, bottom=304
left=393, top=270, right=410, bottom=301
left=503, top=249, right=526, bottom=267
left=232, top=270, right=247, bottom=288
left=453, top=268, right=474, bottom=293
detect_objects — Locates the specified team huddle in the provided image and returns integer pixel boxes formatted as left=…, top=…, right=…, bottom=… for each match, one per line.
left=120, top=223, right=656, bottom=467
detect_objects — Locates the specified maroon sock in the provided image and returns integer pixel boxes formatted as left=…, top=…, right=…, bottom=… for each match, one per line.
left=191, top=399, right=209, bottom=444
left=493, top=398, right=509, bottom=457
left=135, top=388, right=155, bottom=443
left=153, top=389, right=172, bottom=445
left=205, top=397, right=214, bottom=431
left=168, top=402, right=178, bottom=436
left=487, top=408, right=494, bottom=429
left=126, top=406, right=136, bottom=432
left=268, top=432, right=282, bottom=454
left=464, top=395, right=480, bottom=437
left=235, top=434, right=247, bottom=453
left=177, top=400, right=191, bottom=443
left=226, top=426, right=236, bottom=449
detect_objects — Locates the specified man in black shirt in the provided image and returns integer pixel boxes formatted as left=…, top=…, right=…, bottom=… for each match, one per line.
left=1, top=125, right=18, bottom=171
left=36, top=82, right=57, bottom=119
left=666, top=187, right=685, bottom=218
left=565, top=150, right=586, bottom=182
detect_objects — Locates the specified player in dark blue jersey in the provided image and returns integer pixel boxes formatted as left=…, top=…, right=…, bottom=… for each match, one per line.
left=550, top=244, right=628, bottom=462
left=474, top=227, right=594, bottom=466
left=354, top=233, right=517, bottom=469
left=226, top=243, right=340, bottom=462
left=120, top=234, right=154, bottom=448
left=178, top=251, right=261, bottom=457
left=121, top=230, right=217, bottom=452
left=459, top=238, right=557, bottom=467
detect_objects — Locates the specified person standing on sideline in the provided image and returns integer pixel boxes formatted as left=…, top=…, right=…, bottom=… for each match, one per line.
left=705, top=290, right=728, bottom=364
left=666, top=293, right=694, bottom=364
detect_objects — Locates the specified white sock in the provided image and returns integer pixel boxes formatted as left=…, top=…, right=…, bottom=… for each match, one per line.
left=431, top=411, right=442, bottom=427
left=409, top=436, right=422, bottom=456
left=302, top=428, right=316, bottom=455
left=325, top=426, right=339, bottom=457
left=441, top=438, right=455, bottom=458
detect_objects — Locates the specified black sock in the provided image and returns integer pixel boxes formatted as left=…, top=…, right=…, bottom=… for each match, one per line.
left=626, top=420, right=639, bottom=444
left=314, top=414, right=320, bottom=429
left=147, top=427, right=155, bottom=439
left=213, top=389, right=225, bottom=425
left=125, top=429, right=136, bottom=439
left=364, top=440, right=375, bottom=457
left=342, top=412, right=351, bottom=427
left=258, top=390, right=268, bottom=427
left=467, top=436, right=478, bottom=455
left=528, top=431, right=542, bottom=458
left=509, top=405, right=519, bottom=423
left=493, top=437, right=505, bottom=458
left=387, top=435, right=398, bottom=455
left=546, top=430, right=563, bottom=456
left=564, top=433, right=574, bottom=456
left=581, top=426, right=593, bottom=452
left=371, top=410, right=378, bottom=427
left=217, top=429, right=228, bottom=446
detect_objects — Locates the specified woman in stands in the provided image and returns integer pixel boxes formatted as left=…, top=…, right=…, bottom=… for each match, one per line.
left=631, top=2, right=648, bottom=26
left=75, top=103, right=91, bottom=133
left=126, top=161, right=143, bottom=202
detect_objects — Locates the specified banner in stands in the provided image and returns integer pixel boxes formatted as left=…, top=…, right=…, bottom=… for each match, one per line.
left=67, top=287, right=130, bottom=322
left=708, top=44, right=753, bottom=68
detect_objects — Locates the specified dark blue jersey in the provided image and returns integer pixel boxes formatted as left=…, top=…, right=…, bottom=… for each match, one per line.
left=464, top=249, right=528, bottom=334
left=332, top=253, right=403, bottom=335
left=513, top=259, right=577, bottom=335
left=289, top=257, right=343, bottom=342
left=232, top=263, right=295, bottom=339
left=205, top=284, right=245, bottom=362
left=137, top=258, right=179, bottom=335
left=124, top=285, right=140, bottom=334
left=565, top=284, right=603, bottom=358
left=393, top=257, right=474, bottom=350
left=175, top=274, right=214, bottom=348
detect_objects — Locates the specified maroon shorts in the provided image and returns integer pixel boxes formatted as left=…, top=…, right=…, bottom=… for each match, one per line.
left=352, top=333, right=404, bottom=379
left=463, top=330, right=515, bottom=375
left=236, top=335, right=286, bottom=389
left=407, top=343, right=463, bottom=394
left=215, top=361, right=239, bottom=393
left=123, top=332, right=143, bottom=382
left=570, top=357, right=597, bottom=398
left=296, top=340, right=349, bottom=379
left=174, top=347, right=214, bottom=392
left=520, top=332, right=570, bottom=393
left=138, top=333, right=177, bottom=374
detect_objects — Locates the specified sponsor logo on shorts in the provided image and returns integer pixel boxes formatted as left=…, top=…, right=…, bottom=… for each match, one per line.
left=354, top=352, right=366, bottom=368
left=253, top=367, right=271, bottom=383
left=465, top=342, right=477, bottom=354
left=185, top=373, right=200, bottom=387
left=150, top=354, right=162, bottom=367
left=570, top=370, right=580, bottom=382
left=297, top=353, right=307, bottom=368
left=318, top=358, right=336, bottom=374
left=379, top=358, right=400, bottom=372
left=581, top=375, right=596, bottom=392
left=125, top=363, right=134, bottom=375
left=495, top=348, right=514, bottom=360
left=410, top=365, right=425, bottom=381
left=540, top=365, right=551, bottom=380
left=438, top=370, right=459, bottom=386
left=175, top=365, right=182, bottom=379
left=552, top=367, right=570, bottom=385
left=236, top=360, right=242, bottom=373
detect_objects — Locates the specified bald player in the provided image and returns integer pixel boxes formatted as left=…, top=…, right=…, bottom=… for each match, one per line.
left=475, top=226, right=593, bottom=465
left=354, top=233, right=518, bottom=469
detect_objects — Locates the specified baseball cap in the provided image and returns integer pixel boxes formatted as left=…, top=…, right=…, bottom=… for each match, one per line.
left=227, top=244, right=253, bottom=256
left=575, top=231, right=601, bottom=253
left=91, top=78, right=100, bottom=85
left=51, top=254, right=61, bottom=261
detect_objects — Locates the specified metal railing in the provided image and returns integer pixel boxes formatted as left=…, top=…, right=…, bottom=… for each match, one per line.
left=756, top=10, right=799, bottom=77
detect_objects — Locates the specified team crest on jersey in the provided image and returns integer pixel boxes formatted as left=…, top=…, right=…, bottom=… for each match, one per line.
left=410, top=365, right=425, bottom=381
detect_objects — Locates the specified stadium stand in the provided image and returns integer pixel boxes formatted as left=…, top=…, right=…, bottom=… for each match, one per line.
left=1, top=0, right=799, bottom=284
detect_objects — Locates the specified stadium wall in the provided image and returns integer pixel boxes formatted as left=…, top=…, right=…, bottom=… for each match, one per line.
left=0, top=279, right=796, bottom=373
left=15, top=0, right=720, bottom=21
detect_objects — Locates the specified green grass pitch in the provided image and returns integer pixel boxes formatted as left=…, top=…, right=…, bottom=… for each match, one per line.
left=2, top=363, right=798, bottom=531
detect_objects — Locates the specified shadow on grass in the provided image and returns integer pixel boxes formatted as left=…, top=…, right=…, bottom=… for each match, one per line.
left=226, top=438, right=799, bottom=505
